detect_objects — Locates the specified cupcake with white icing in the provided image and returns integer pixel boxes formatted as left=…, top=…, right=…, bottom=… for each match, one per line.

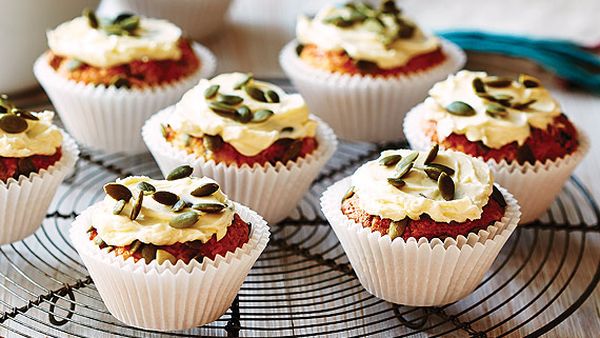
left=0, top=96, right=79, bottom=244
left=70, top=166, right=269, bottom=330
left=279, top=0, right=465, bottom=141
left=34, top=9, right=216, bottom=153
left=404, top=70, right=589, bottom=223
left=321, top=147, right=520, bottom=306
left=143, top=72, right=337, bottom=223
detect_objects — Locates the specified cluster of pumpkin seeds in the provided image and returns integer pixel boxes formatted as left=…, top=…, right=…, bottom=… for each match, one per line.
left=103, top=165, right=227, bottom=229
left=0, top=96, right=37, bottom=134
left=323, top=1, right=416, bottom=44
left=205, top=73, right=280, bottom=124
left=380, top=145, right=455, bottom=201
left=83, top=8, right=140, bottom=37
left=445, top=74, right=541, bottom=119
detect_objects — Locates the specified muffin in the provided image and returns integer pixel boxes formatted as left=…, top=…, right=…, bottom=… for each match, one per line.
left=321, top=147, right=520, bottom=306
left=404, top=70, right=589, bottom=223
left=70, top=166, right=269, bottom=330
left=143, top=72, right=337, bottom=223
left=34, top=9, right=216, bottom=154
left=280, top=0, right=465, bottom=142
left=0, top=96, right=79, bottom=244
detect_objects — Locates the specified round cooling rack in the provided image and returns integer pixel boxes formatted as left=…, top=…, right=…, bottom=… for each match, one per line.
left=0, top=85, right=598, bottom=338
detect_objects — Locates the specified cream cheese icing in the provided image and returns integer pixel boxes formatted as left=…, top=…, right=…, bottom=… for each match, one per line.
left=48, top=16, right=183, bottom=68
left=296, top=3, right=440, bottom=69
left=0, top=111, right=63, bottom=158
left=350, top=149, right=494, bottom=223
left=91, top=176, right=235, bottom=246
left=422, top=70, right=561, bottom=149
left=169, top=72, right=318, bottom=157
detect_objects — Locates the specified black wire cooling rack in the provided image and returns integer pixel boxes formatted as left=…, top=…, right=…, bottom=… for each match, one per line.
left=0, top=83, right=598, bottom=337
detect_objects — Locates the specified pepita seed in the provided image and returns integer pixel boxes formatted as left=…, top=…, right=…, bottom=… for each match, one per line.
left=103, top=183, right=133, bottom=202
left=129, top=191, right=143, bottom=220
left=387, top=177, right=406, bottom=190
left=424, top=166, right=443, bottom=180
left=236, top=105, right=252, bottom=123
left=425, top=163, right=455, bottom=177
left=388, top=218, right=407, bottom=240
left=160, top=124, right=168, bottom=138
left=204, top=84, right=219, bottom=99
left=234, top=73, right=253, bottom=90
left=83, top=8, right=99, bottom=29
left=113, top=13, right=134, bottom=23
left=169, top=211, right=199, bottom=229
left=0, top=114, right=28, bottom=134
left=171, top=199, right=188, bottom=212
left=166, top=165, right=193, bottom=180
left=491, top=185, right=507, bottom=207
left=265, top=90, right=280, bottom=103
left=141, top=244, right=156, bottom=263
left=203, top=134, right=223, bottom=151
left=484, top=77, right=513, bottom=88
left=486, top=103, right=508, bottom=118
left=438, top=172, right=455, bottom=201
left=379, top=154, right=402, bottom=166
left=394, top=151, right=419, bottom=175
left=112, top=199, right=126, bottom=215
left=424, top=144, right=439, bottom=165
left=119, top=15, right=140, bottom=32
left=342, top=186, right=355, bottom=202
left=472, top=77, right=486, bottom=93
left=14, top=110, right=39, bottom=121
left=208, top=101, right=238, bottom=119
left=153, top=191, right=180, bottom=206
left=137, top=181, right=156, bottom=195
left=512, top=99, right=537, bottom=110
left=519, top=74, right=540, bottom=88
left=128, top=240, right=142, bottom=254
left=516, top=144, right=535, bottom=165
left=281, top=127, right=294, bottom=133
left=156, top=249, right=177, bottom=265
left=394, top=161, right=414, bottom=179
left=445, top=101, right=476, bottom=116
left=244, top=86, right=267, bottom=102
left=192, top=202, right=226, bottom=213
left=281, top=139, right=302, bottom=164
left=191, top=182, right=220, bottom=197
left=251, top=109, right=274, bottom=123
left=218, top=94, right=243, bottom=106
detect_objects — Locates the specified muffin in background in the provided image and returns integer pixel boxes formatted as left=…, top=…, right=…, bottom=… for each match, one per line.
left=404, top=70, right=589, bottom=223
left=70, top=168, right=269, bottom=330
left=0, top=96, right=79, bottom=244
left=280, top=0, right=465, bottom=142
left=143, top=72, right=337, bottom=223
left=34, top=9, right=216, bottom=154
left=321, top=147, right=520, bottom=306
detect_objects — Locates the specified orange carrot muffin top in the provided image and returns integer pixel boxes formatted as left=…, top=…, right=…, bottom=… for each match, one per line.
left=165, top=72, right=318, bottom=165
left=296, top=0, right=441, bottom=73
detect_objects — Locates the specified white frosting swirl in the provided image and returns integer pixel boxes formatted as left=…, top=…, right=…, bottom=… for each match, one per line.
left=422, top=70, right=562, bottom=149
left=91, top=176, right=235, bottom=247
left=351, top=149, right=494, bottom=223
left=0, top=111, right=63, bottom=157
left=169, top=72, right=318, bottom=157
left=297, top=5, right=440, bottom=69
left=48, top=16, right=182, bottom=68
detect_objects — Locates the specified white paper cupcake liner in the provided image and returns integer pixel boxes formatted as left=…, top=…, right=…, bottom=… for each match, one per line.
left=108, top=0, right=232, bottom=40
left=33, top=43, right=217, bottom=154
left=70, top=202, right=269, bottom=331
left=279, top=38, right=466, bottom=142
left=321, top=177, right=520, bottom=306
left=142, top=106, right=338, bottom=224
left=0, top=131, right=79, bottom=245
left=404, top=105, right=590, bottom=223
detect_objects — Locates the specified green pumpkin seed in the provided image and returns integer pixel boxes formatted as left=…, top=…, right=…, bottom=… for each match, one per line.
left=233, top=73, right=253, bottom=90
left=427, top=163, right=455, bottom=176
left=203, top=134, right=223, bottom=151
left=516, top=144, right=535, bottom=164
left=192, top=202, right=226, bottom=213
left=83, top=8, right=99, bottom=29
left=244, top=86, right=267, bottom=102
left=191, top=182, right=220, bottom=197
left=128, top=240, right=142, bottom=254
left=381, top=0, right=400, bottom=14
left=0, top=114, right=28, bottom=134
left=379, top=154, right=402, bottom=166
left=472, top=77, right=486, bottom=93
left=265, top=90, right=280, bottom=103
left=171, top=199, right=188, bottom=212
left=119, top=15, right=140, bottom=32
left=342, top=186, right=355, bottom=202
left=236, top=106, right=252, bottom=123
left=387, top=177, right=406, bottom=190
left=445, top=101, right=476, bottom=116
left=438, top=172, right=455, bottom=201
left=424, top=144, right=439, bottom=165
left=486, top=103, right=508, bottom=118
left=17, top=158, right=36, bottom=177
left=160, top=124, right=168, bottom=138
left=251, top=109, right=274, bottom=123
left=137, top=181, right=156, bottom=195
left=519, top=74, right=540, bottom=88
left=156, top=249, right=177, bottom=265
left=103, top=183, right=132, bottom=202
left=484, top=77, right=513, bottom=88
left=512, top=99, right=537, bottom=110
left=169, top=211, right=199, bottom=229
left=388, top=218, right=407, bottom=240
left=141, top=244, right=156, bottom=263
left=424, top=166, right=443, bottom=180
left=113, top=13, right=134, bottom=23
left=218, top=94, right=243, bottom=106
left=208, top=101, right=238, bottom=119
left=14, top=110, right=39, bottom=121
left=166, top=165, right=193, bottom=180
left=324, top=16, right=354, bottom=27
left=153, top=191, right=180, bottom=206
left=295, top=44, right=305, bottom=56
left=129, top=191, right=143, bottom=220
left=281, top=139, right=302, bottom=164
left=394, top=151, right=419, bottom=175
left=112, top=199, right=126, bottom=215
left=204, top=85, right=219, bottom=99
left=281, top=127, right=294, bottom=133
left=491, top=185, right=507, bottom=207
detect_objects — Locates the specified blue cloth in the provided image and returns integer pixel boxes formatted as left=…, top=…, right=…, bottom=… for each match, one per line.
left=438, top=31, right=600, bottom=94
